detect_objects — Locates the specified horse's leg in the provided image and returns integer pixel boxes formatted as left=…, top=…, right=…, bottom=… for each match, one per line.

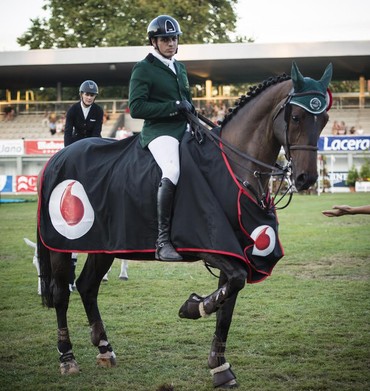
left=23, top=237, right=41, bottom=295
left=69, top=253, right=78, bottom=292
left=76, top=253, right=116, bottom=368
left=119, top=259, right=129, bottom=280
left=33, top=248, right=42, bottom=296
left=208, top=271, right=239, bottom=389
left=179, top=255, right=247, bottom=388
left=49, top=251, right=80, bottom=375
left=102, top=265, right=111, bottom=282
left=179, top=254, right=247, bottom=320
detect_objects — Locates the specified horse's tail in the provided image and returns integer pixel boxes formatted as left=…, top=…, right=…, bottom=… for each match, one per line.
left=37, top=231, right=54, bottom=308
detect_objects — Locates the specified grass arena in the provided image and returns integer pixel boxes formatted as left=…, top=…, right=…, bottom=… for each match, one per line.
left=0, top=192, right=369, bottom=390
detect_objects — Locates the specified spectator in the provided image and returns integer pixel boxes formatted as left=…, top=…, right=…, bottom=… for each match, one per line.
left=55, top=118, right=64, bottom=134
left=338, top=121, right=347, bottom=135
left=322, top=204, right=370, bottom=217
left=331, top=120, right=341, bottom=135
left=216, top=103, right=226, bottom=123
left=64, top=80, right=103, bottom=146
left=349, top=126, right=357, bottom=135
left=3, top=105, right=15, bottom=121
left=41, top=111, right=50, bottom=127
left=63, top=80, right=104, bottom=289
left=357, top=124, right=364, bottom=135
left=103, top=109, right=110, bottom=124
left=48, top=112, right=57, bottom=135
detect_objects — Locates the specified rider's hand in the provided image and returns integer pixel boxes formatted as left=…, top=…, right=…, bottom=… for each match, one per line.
left=176, top=100, right=195, bottom=114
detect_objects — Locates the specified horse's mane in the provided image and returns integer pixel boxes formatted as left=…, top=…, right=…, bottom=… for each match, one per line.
left=219, top=73, right=291, bottom=127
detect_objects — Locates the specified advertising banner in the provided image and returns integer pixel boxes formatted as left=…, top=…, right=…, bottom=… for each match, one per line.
left=328, top=171, right=347, bottom=187
left=0, top=175, right=13, bottom=192
left=24, top=140, right=64, bottom=155
left=16, top=175, right=38, bottom=193
left=318, top=136, right=370, bottom=152
left=0, top=140, right=24, bottom=156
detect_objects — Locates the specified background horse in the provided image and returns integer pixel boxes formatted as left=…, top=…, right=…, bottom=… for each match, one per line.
left=37, top=62, right=332, bottom=388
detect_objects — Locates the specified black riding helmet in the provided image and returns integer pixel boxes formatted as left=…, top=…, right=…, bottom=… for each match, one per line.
left=147, top=15, right=182, bottom=45
left=79, top=80, right=99, bottom=95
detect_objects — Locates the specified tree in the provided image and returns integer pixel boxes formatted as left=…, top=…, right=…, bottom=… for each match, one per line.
left=346, top=166, right=359, bottom=188
left=17, top=0, right=244, bottom=49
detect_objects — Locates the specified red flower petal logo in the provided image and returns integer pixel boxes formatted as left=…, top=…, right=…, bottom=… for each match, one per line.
left=251, top=225, right=276, bottom=257
left=49, top=180, right=94, bottom=239
left=60, top=181, right=85, bottom=226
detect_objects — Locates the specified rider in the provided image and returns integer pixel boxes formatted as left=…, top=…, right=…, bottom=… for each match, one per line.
left=129, top=15, right=194, bottom=261
left=64, top=80, right=104, bottom=289
left=64, top=80, right=104, bottom=146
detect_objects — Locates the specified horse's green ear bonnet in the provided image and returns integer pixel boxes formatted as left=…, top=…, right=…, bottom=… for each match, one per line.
left=290, top=62, right=333, bottom=114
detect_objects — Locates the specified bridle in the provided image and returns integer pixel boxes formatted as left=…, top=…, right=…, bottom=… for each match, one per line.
left=272, top=89, right=326, bottom=161
left=186, top=89, right=326, bottom=209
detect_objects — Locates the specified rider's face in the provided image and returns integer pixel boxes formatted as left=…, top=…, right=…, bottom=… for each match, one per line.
left=154, top=36, right=178, bottom=58
left=81, top=92, right=96, bottom=107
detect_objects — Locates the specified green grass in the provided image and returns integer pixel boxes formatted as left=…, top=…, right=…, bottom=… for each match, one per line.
left=0, top=193, right=369, bottom=391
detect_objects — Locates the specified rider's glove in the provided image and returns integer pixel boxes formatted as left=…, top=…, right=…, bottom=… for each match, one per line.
left=176, top=100, right=195, bottom=114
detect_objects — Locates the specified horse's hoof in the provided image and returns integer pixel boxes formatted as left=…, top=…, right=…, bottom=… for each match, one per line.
left=216, top=379, right=238, bottom=389
left=119, top=276, right=128, bottom=281
left=178, top=293, right=204, bottom=319
left=60, top=359, right=80, bottom=375
left=211, top=363, right=238, bottom=389
left=96, top=352, right=117, bottom=368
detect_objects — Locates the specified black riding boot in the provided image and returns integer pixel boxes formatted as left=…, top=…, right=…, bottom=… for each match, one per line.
left=155, top=178, right=183, bottom=261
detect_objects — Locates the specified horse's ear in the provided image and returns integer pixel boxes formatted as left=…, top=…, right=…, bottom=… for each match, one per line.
left=320, top=63, right=333, bottom=89
left=291, top=62, right=305, bottom=91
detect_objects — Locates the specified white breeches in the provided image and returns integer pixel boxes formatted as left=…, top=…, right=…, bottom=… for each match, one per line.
left=148, top=135, right=180, bottom=185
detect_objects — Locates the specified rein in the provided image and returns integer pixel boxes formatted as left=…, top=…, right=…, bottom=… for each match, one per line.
left=187, top=86, right=324, bottom=209
left=195, top=112, right=286, bottom=174
left=186, top=112, right=294, bottom=210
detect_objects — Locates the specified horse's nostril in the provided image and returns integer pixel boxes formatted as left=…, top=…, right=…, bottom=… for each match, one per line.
left=295, top=173, right=318, bottom=191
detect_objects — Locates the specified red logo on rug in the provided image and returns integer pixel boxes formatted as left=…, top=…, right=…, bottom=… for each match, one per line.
left=49, top=180, right=94, bottom=239
left=250, top=225, right=276, bottom=257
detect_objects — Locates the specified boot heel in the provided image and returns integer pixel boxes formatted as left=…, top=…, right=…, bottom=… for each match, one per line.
left=156, top=242, right=182, bottom=261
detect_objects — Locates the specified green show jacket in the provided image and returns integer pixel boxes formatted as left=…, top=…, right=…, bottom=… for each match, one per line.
left=129, top=53, right=192, bottom=148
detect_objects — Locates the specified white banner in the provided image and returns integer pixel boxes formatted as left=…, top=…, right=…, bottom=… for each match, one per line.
left=0, top=139, right=24, bottom=156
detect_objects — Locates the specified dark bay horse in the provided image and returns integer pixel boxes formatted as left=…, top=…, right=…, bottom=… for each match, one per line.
left=37, top=62, right=332, bottom=388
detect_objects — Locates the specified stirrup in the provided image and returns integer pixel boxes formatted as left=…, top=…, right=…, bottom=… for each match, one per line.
left=155, top=241, right=183, bottom=261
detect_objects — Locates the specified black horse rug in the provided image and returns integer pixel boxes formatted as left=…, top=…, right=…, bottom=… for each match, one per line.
left=38, top=131, right=284, bottom=283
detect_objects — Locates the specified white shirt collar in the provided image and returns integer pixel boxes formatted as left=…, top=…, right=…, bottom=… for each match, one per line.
left=151, top=48, right=176, bottom=74
left=80, top=101, right=91, bottom=119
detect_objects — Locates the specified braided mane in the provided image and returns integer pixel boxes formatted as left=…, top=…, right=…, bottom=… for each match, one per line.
left=219, top=73, right=291, bottom=127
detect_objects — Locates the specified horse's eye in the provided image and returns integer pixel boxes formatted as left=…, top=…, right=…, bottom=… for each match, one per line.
left=291, top=115, right=300, bottom=123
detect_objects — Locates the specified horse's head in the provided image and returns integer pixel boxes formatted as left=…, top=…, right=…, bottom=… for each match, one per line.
left=274, top=62, right=333, bottom=190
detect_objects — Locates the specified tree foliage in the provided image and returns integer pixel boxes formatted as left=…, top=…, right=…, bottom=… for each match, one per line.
left=17, top=0, right=243, bottom=49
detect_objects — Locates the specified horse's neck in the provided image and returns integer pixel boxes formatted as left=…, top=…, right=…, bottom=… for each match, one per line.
left=221, top=81, right=291, bottom=192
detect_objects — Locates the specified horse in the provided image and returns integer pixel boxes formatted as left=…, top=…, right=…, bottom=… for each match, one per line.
left=103, top=259, right=129, bottom=281
left=37, top=62, right=332, bottom=388
left=24, top=237, right=42, bottom=295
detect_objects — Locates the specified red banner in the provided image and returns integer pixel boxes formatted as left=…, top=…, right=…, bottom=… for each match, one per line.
left=25, top=140, right=64, bottom=155
left=16, top=175, right=38, bottom=193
